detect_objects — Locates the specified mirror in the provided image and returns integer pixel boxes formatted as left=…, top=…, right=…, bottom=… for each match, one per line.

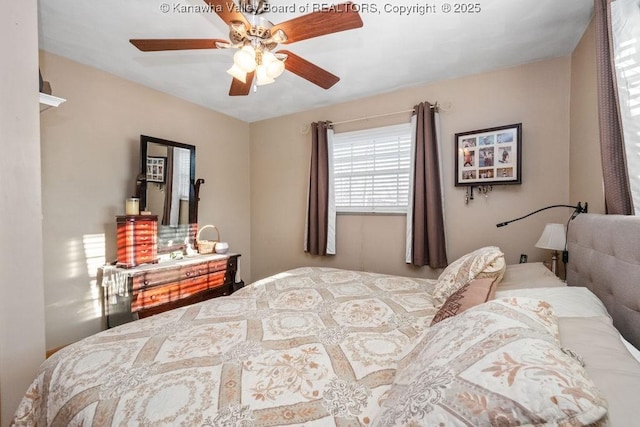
left=139, top=135, right=198, bottom=253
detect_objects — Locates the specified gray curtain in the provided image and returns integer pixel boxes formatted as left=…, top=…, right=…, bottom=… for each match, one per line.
left=304, top=121, right=332, bottom=255
left=409, top=102, right=448, bottom=268
left=595, top=0, right=633, bottom=215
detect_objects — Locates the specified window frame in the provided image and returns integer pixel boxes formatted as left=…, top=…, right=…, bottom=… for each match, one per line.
left=331, top=122, right=413, bottom=215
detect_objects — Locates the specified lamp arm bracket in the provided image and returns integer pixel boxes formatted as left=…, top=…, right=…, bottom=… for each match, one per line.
left=496, top=202, right=587, bottom=228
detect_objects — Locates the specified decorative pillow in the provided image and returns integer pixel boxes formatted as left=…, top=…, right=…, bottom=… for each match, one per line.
left=475, top=255, right=506, bottom=282
left=430, top=277, right=497, bottom=325
left=433, top=246, right=505, bottom=307
left=372, top=298, right=607, bottom=427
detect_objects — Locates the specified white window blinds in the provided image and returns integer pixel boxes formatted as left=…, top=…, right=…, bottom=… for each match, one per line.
left=611, top=0, right=640, bottom=214
left=175, top=147, right=191, bottom=200
left=332, top=123, right=412, bottom=213
left=169, top=147, right=192, bottom=226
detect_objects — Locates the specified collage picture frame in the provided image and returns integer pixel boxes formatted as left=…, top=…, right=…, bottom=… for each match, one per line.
left=454, top=123, right=522, bottom=187
left=146, top=155, right=167, bottom=183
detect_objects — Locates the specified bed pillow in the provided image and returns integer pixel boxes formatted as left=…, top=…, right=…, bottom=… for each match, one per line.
left=430, top=277, right=497, bottom=325
left=433, top=246, right=505, bottom=306
left=372, top=298, right=607, bottom=427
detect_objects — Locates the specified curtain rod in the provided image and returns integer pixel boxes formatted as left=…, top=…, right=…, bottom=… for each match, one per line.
left=329, top=102, right=441, bottom=127
left=329, top=109, right=414, bottom=126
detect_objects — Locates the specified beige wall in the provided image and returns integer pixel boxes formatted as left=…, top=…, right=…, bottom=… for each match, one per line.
left=250, top=57, right=573, bottom=282
left=39, top=51, right=252, bottom=351
left=0, top=1, right=47, bottom=424
left=570, top=19, right=605, bottom=213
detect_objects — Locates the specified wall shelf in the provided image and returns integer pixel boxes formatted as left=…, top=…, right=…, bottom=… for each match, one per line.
left=39, top=93, right=66, bottom=112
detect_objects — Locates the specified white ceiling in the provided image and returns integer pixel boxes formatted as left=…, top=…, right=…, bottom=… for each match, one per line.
left=38, top=0, right=593, bottom=123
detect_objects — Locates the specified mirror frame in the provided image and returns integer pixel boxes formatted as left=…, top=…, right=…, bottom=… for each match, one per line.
left=139, top=135, right=197, bottom=224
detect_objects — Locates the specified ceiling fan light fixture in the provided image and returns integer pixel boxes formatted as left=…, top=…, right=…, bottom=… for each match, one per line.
left=131, top=0, right=364, bottom=97
left=260, top=51, right=284, bottom=79
left=261, top=51, right=276, bottom=64
left=266, top=58, right=285, bottom=79
left=233, top=45, right=256, bottom=72
left=255, top=64, right=275, bottom=85
left=227, top=63, right=247, bottom=83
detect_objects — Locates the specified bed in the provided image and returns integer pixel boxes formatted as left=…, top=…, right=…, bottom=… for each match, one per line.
left=11, top=213, right=640, bottom=426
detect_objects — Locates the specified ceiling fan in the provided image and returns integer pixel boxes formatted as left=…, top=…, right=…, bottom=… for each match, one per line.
left=130, top=0, right=363, bottom=96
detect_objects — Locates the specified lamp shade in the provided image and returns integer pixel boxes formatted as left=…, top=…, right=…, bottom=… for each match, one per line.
left=234, top=45, right=256, bottom=72
left=226, top=63, right=247, bottom=83
left=255, top=64, right=275, bottom=86
left=261, top=51, right=285, bottom=79
left=266, top=58, right=285, bottom=79
left=535, top=223, right=566, bottom=251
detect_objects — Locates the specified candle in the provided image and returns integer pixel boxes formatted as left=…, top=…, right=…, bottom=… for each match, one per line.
left=125, top=198, right=140, bottom=215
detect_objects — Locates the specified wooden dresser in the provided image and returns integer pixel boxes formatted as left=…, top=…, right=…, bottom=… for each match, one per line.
left=116, top=215, right=158, bottom=268
left=101, top=253, right=243, bottom=327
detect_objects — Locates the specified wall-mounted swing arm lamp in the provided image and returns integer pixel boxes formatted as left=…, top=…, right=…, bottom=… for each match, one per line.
left=495, top=202, right=588, bottom=228
left=495, top=202, right=588, bottom=275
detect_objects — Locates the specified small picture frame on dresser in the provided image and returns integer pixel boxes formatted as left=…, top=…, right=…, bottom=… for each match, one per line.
left=146, top=156, right=167, bottom=183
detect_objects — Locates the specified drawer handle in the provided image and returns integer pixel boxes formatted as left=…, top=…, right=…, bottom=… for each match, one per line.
left=150, top=295, right=156, bottom=300
left=185, top=271, right=192, bottom=277
left=144, top=280, right=149, bottom=285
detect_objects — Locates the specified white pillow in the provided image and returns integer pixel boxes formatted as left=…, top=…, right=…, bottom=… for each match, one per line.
left=496, top=286, right=610, bottom=318
left=372, top=297, right=607, bottom=427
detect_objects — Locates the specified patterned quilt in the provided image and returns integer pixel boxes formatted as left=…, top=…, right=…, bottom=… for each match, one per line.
left=13, top=267, right=438, bottom=426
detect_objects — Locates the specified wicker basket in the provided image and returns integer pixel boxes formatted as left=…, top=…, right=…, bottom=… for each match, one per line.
left=196, top=225, right=220, bottom=254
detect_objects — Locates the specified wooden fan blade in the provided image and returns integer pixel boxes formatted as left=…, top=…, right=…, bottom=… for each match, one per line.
left=203, top=0, right=249, bottom=27
left=130, top=39, right=228, bottom=51
left=272, top=2, right=363, bottom=44
left=229, top=71, right=255, bottom=96
left=277, top=50, right=339, bottom=89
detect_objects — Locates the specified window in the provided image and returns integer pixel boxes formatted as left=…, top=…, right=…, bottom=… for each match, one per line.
left=168, top=147, right=191, bottom=226
left=611, top=0, right=640, bottom=213
left=332, top=123, right=412, bottom=213
left=174, top=147, right=191, bottom=201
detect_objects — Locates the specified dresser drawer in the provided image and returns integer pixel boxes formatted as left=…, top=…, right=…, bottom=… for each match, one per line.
left=136, top=251, right=157, bottom=265
left=133, top=268, right=182, bottom=291
left=208, top=271, right=227, bottom=289
left=208, top=259, right=229, bottom=273
left=132, top=283, right=180, bottom=311
left=181, top=262, right=209, bottom=280
left=180, top=276, right=209, bottom=298
left=131, top=260, right=209, bottom=291
left=134, top=232, right=156, bottom=243
left=133, top=220, right=156, bottom=231
left=124, top=229, right=156, bottom=244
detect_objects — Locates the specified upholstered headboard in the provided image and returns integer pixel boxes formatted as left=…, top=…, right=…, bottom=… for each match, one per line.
left=566, top=213, right=640, bottom=349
